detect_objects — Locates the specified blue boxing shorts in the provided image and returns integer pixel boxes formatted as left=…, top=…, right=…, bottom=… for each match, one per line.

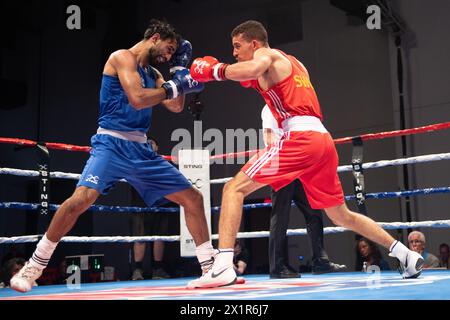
left=77, top=134, right=191, bottom=206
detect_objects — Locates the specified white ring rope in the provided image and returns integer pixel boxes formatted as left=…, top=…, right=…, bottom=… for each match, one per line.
left=211, top=152, right=450, bottom=184
left=336, top=152, right=450, bottom=173
left=2, top=152, right=449, bottom=184
left=0, top=168, right=127, bottom=183
left=1, top=219, right=449, bottom=244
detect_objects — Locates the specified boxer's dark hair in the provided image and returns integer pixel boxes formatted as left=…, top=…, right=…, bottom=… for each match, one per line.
left=144, top=19, right=181, bottom=44
left=231, top=20, right=268, bottom=45
left=2, top=257, right=25, bottom=286
left=357, top=238, right=383, bottom=263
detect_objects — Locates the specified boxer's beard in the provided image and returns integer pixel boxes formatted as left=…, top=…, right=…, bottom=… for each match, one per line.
left=148, top=47, right=164, bottom=67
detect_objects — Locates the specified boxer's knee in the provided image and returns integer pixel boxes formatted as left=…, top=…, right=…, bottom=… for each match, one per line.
left=178, top=187, right=204, bottom=209
left=189, top=187, right=204, bottom=208
left=223, top=180, right=235, bottom=195
left=223, top=179, right=244, bottom=199
left=64, top=187, right=98, bottom=216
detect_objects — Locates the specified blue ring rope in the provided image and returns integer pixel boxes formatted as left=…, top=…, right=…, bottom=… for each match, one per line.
left=1, top=187, right=449, bottom=213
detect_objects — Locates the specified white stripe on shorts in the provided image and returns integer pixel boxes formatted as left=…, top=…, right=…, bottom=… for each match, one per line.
left=245, top=138, right=284, bottom=178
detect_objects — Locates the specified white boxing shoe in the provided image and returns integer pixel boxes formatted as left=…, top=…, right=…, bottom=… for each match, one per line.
left=10, top=262, right=43, bottom=293
left=187, top=265, right=237, bottom=289
left=390, top=249, right=424, bottom=279
left=200, top=256, right=215, bottom=275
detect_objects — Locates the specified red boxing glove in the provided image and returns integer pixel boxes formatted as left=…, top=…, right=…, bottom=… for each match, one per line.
left=190, top=56, right=229, bottom=82
left=240, top=80, right=252, bottom=88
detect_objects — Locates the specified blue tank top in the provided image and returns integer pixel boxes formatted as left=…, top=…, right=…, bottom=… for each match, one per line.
left=98, top=65, right=157, bottom=133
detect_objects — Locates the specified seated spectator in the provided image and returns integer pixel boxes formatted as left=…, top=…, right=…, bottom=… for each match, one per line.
left=1, top=257, right=36, bottom=288
left=1, top=246, right=26, bottom=267
left=233, top=240, right=249, bottom=276
left=438, top=243, right=449, bottom=269
left=408, top=231, right=439, bottom=268
left=356, top=238, right=390, bottom=271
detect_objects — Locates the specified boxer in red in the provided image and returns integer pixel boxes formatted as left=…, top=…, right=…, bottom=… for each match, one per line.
left=187, top=20, right=423, bottom=288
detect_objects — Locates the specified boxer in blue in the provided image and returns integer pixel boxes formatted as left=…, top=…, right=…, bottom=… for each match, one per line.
left=11, top=19, right=214, bottom=292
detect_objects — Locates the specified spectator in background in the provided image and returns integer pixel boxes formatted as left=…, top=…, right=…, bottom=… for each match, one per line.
left=233, top=240, right=249, bottom=276
left=356, top=238, right=390, bottom=271
left=130, top=138, right=171, bottom=280
left=408, top=231, right=440, bottom=268
left=1, top=257, right=33, bottom=288
left=1, top=247, right=27, bottom=287
left=438, top=243, right=449, bottom=269
left=1, top=246, right=26, bottom=267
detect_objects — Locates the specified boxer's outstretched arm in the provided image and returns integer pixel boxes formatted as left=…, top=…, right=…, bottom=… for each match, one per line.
left=225, top=48, right=273, bottom=81
left=191, top=48, right=273, bottom=82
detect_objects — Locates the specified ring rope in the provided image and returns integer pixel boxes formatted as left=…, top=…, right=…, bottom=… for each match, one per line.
left=0, top=168, right=127, bottom=182
left=345, top=186, right=450, bottom=200
left=1, top=122, right=449, bottom=161
left=0, top=202, right=179, bottom=213
left=2, top=152, right=450, bottom=185
left=1, top=219, right=449, bottom=244
left=211, top=186, right=450, bottom=212
left=1, top=186, right=449, bottom=214
left=212, top=152, right=450, bottom=184
left=333, top=121, right=450, bottom=144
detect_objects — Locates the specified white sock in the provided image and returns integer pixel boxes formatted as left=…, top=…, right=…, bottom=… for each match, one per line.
left=389, top=240, right=399, bottom=252
left=30, top=233, right=58, bottom=269
left=195, top=241, right=214, bottom=264
left=214, top=249, right=234, bottom=269
left=389, top=240, right=409, bottom=262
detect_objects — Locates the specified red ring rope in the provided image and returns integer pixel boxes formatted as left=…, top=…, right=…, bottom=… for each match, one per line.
left=1, top=121, right=449, bottom=162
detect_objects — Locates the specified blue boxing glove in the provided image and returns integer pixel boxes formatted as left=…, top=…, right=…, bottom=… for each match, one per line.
left=162, top=69, right=204, bottom=99
left=168, top=39, right=192, bottom=75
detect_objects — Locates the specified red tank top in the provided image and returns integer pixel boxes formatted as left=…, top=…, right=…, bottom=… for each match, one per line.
left=249, top=50, right=323, bottom=127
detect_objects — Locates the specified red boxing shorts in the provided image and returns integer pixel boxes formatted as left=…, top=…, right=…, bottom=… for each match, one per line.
left=241, top=131, right=344, bottom=209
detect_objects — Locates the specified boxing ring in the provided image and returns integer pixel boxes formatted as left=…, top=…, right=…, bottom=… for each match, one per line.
left=0, top=271, right=450, bottom=300
left=1, top=122, right=450, bottom=300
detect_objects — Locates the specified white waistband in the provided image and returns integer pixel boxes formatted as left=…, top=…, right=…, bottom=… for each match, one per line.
left=281, top=116, right=328, bottom=133
left=96, top=127, right=148, bottom=143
